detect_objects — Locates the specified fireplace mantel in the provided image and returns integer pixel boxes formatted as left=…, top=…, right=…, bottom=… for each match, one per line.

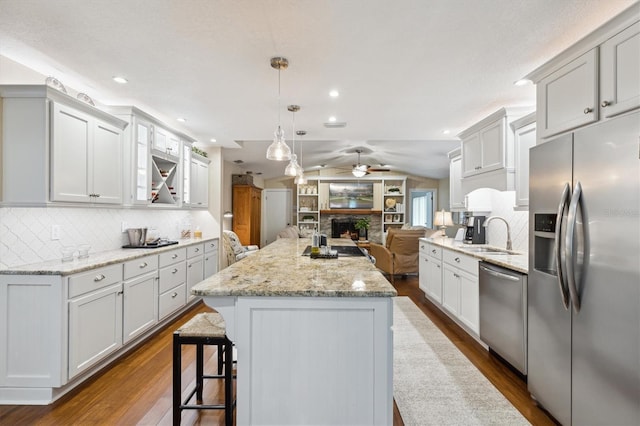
left=320, top=209, right=382, bottom=215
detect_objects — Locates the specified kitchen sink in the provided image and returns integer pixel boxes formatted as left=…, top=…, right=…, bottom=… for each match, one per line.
left=462, top=247, right=511, bottom=255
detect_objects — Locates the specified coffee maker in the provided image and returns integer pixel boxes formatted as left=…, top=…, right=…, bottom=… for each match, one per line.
left=464, top=215, right=486, bottom=244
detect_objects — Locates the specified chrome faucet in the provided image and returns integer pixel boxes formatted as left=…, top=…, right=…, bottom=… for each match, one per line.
left=483, top=216, right=512, bottom=250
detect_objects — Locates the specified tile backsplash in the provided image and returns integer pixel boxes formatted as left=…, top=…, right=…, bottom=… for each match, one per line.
left=484, top=190, right=528, bottom=252
left=0, top=207, right=217, bottom=269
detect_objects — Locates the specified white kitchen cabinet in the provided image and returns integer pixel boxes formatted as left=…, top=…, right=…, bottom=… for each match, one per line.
left=448, top=148, right=464, bottom=211
left=204, top=239, right=219, bottom=278
left=122, top=270, right=158, bottom=344
left=0, top=85, right=127, bottom=206
left=511, top=112, right=537, bottom=209
left=186, top=244, right=204, bottom=301
left=153, top=126, right=180, bottom=157
left=419, top=240, right=443, bottom=304
left=158, top=248, right=187, bottom=319
left=189, top=154, right=210, bottom=208
left=600, top=21, right=640, bottom=118
left=537, top=49, right=598, bottom=138
left=50, top=102, right=124, bottom=204
left=151, top=152, right=180, bottom=205
left=441, top=248, right=480, bottom=335
left=68, top=283, right=123, bottom=380
left=458, top=108, right=529, bottom=194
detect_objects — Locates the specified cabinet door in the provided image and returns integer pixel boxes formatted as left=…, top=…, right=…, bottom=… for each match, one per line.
left=479, top=119, right=504, bottom=172
left=186, top=256, right=204, bottom=301
left=449, top=155, right=464, bottom=209
left=442, top=264, right=460, bottom=316
left=418, top=254, right=429, bottom=294
left=68, top=283, right=123, bottom=379
left=538, top=49, right=598, bottom=138
left=461, top=133, right=482, bottom=176
left=204, top=250, right=218, bottom=279
left=514, top=121, right=536, bottom=208
left=426, top=258, right=443, bottom=304
left=91, top=121, right=123, bottom=204
left=600, top=22, right=640, bottom=118
left=123, top=271, right=158, bottom=344
left=133, top=120, right=152, bottom=204
left=51, top=103, right=91, bottom=202
left=196, top=160, right=209, bottom=207
left=459, top=270, right=479, bottom=334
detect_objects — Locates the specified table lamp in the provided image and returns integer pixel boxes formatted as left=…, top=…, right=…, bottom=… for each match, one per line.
left=434, top=209, right=453, bottom=237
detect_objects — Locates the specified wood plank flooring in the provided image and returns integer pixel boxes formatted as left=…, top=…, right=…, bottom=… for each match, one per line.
left=0, top=276, right=555, bottom=425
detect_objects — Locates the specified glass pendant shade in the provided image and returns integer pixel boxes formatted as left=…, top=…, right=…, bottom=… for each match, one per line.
left=352, top=165, right=367, bottom=178
left=284, top=154, right=300, bottom=176
left=266, top=126, right=291, bottom=161
left=295, top=171, right=307, bottom=184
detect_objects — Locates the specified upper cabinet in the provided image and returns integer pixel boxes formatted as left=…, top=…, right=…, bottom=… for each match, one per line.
left=527, top=6, right=639, bottom=139
left=189, top=153, right=210, bottom=208
left=448, top=148, right=465, bottom=211
left=0, top=85, right=128, bottom=206
left=458, top=107, right=531, bottom=194
left=511, top=112, right=536, bottom=209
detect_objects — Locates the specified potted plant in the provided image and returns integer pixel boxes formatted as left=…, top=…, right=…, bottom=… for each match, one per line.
left=354, top=217, right=371, bottom=241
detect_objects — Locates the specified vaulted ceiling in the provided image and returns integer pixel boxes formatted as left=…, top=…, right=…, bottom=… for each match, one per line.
left=0, top=0, right=634, bottom=179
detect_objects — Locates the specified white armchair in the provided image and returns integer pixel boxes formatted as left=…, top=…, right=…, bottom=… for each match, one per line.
left=222, top=230, right=259, bottom=266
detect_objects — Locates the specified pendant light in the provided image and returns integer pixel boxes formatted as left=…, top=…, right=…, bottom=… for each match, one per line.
left=284, top=105, right=301, bottom=176
left=294, top=130, right=307, bottom=184
left=266, top=57, right=292, bottom=161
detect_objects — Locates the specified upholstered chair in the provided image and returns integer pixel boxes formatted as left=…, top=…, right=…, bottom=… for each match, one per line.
left=222, top=230, right=259, bottom=266
left=276, top=225, right=302, bottom=239
left=369, top=228, right=437, bottom=278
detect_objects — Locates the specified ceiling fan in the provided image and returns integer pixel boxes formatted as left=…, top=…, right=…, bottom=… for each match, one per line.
left=351, top=149, right=390, bottom=177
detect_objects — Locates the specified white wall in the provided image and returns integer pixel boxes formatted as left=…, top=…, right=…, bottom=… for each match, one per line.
left=0, top=207, right=217, bottom=269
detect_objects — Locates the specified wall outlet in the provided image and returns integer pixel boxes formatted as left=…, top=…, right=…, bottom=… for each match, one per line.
left=51, top=224, right=61, bottom=240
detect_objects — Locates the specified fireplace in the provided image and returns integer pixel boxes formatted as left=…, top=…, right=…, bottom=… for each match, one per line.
left=331, top=218, right=364, bottom=240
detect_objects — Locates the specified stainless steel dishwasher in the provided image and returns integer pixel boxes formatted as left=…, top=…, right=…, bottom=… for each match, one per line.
left=479, top=262, right=527, bottom=375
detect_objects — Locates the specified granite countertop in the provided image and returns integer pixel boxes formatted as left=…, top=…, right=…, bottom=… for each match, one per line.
left=421, top=237, right=528, bottom=274
left=0, top=237, right=218, bottom=276
left=191, top=238, right=398, bottom=298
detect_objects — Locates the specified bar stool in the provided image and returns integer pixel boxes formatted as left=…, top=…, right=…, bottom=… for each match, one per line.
left=173, top=312, right=235, bottom=426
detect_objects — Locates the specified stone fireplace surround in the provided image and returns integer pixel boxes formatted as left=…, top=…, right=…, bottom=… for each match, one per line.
left=320, top=211, right=382, bottom=244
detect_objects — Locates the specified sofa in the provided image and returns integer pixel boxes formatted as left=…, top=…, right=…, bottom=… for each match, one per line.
left=368, top=227, right=438, bottom=278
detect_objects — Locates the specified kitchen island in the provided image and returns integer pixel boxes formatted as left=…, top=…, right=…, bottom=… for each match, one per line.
left=191, top=237, right=397, bottom=425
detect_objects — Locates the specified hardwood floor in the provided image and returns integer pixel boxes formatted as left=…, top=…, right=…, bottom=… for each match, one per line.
left=0, top=276, right=555, bottom=425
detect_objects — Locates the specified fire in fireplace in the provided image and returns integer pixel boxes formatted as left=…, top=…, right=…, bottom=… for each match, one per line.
left=331, top=218, right=365, bottom=240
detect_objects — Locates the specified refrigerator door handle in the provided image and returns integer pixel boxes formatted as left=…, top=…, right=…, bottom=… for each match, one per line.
left=566, top=181, right=583, bottom=313
left=555, top=182, right=571, bottom=310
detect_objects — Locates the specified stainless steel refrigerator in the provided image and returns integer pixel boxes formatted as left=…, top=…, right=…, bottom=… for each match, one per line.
left=528, top=111, right=639, bottom=426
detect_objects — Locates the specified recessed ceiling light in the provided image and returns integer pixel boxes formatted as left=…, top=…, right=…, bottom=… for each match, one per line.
left=328, top=116, right=337, bottom=122
left=177, top=117, right=186, bottom=123
left=210, top=138, right=217, bottom=143
left=443, top=129, right=451, bottom=135
left=514, top=79, right=533, bottom=86
left=112, top=76, right=128, bottom=84
left=329, top=90, right=339, bottom=98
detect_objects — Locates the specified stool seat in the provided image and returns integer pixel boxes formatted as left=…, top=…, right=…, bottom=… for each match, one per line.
left=176, top=312, right=226, bottom=338
left=173, top=312, right=235, bottom=426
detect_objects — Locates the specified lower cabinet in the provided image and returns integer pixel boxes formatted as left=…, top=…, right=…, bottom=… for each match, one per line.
left=68, top=282, right=123, bottom=380
left=442, top=249, right=479, bottom=334
left=123, top=270, right=158, bottom=344
left=204, top=239, right=219, bottom=278
left=442, top=264, right=461, bottom=315
left=158, top=248, right=187, bottom=320
left=187, top=243, right=204, bottom=301
left=419, top=240, right=443, bottom=304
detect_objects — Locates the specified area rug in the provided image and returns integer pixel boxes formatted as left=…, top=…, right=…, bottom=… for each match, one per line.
left=393, top=297, right=530, bottom=425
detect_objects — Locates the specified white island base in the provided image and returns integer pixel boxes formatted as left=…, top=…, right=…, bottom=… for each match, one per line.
left=205, top=295, right=394, bottom=426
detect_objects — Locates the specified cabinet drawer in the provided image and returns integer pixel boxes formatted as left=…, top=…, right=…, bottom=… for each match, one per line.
left=421, top=243, right=442, bottom=260
left=159, top=283, right=186, bottom=320
left=159, top=248, right=186, bottom=268
left=123, top=255, right=159, bottom=281
left=68, top=264, right=122, bottom=299
left=443, top=250, right=479, bottom=276
left=159, top=262, right=186, bottom=294
left=187, top=244, right=204, bottom=259
left=204, top=239, right=218, bottom=253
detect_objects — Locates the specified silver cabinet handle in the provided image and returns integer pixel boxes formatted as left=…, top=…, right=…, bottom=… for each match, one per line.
left=420, top=245, right=425, bottom=249
left=117, top=290, right=123, bottom=295
left=453, top=273, right=460, bottom=278
left=171, top=292, right=178, bottom=298
left=436, top=264, right=440, bottom=269
left=172, top=268, right=178, bottom=274
left=139, top=262, right=148, bottom=268
left=555, top=183, right=571, bottom=310
left=171, top=254, right=178, bottom=259
left=480, top=265, right=520, bottom=282
left=454, top=257, right=460, bottom=262
left=194, top=248, right=200, bottom=252
left=565, top=181, right=583, bottom=313
left=431, top=249, right=437, bottom=254
left=94, top=274, right=105, bottom=282
left=583, top=107, right=593, bottom=114
left=601, top=100, right=610, bottom=107
left=188, top=264, right=192, bottom=268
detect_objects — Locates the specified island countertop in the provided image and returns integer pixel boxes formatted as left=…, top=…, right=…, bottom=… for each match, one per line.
left=191, top=237, right=397, bottom=298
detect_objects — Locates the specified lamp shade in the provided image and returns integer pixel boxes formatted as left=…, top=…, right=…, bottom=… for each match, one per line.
left=434, top=210, right=453, bottom=227
left=266, top=126, right=291, bottom=161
